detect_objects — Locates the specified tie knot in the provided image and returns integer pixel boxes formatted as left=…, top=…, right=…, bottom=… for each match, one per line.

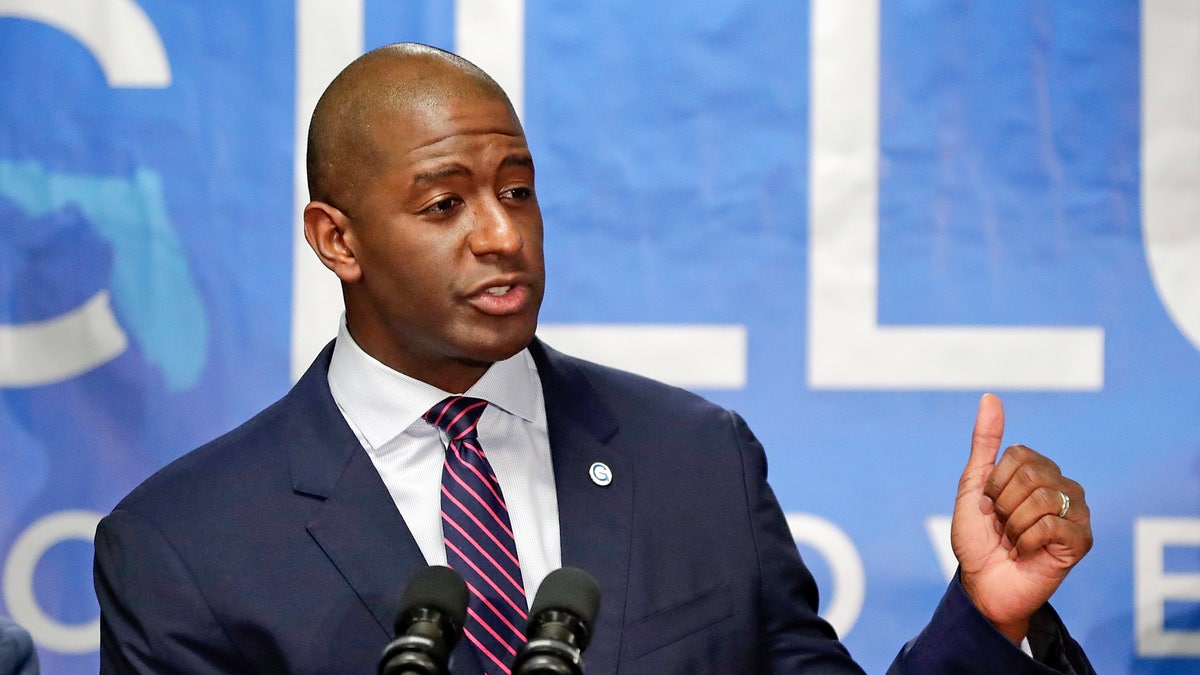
left=424, top=396, right=487, bottom=442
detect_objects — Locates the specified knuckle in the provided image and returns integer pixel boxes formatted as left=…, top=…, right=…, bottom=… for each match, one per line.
left=1007, top=444, right=1064, bottom=476
left=1001, top=444, right=1029, bottom=463
left=1029, top=514, right=1057, bottom=544
left=1065, top=477, right=1085, bottom=497
left=1041, top=486, right=1063, bottom=511
left=1013, top=463, right=1040, bottom=489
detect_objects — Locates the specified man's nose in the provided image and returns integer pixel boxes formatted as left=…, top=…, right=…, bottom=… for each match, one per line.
left=467, top=199, right=524, bottom=256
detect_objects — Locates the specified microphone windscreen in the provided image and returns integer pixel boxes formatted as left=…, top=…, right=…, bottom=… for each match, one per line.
left=397, top=565, right=469, bottom=633
left=529, top=567, right=600, bottom=628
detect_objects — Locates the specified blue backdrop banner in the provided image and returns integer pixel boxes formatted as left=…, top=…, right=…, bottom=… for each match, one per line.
left=2, top=2, right=1196, bottom=673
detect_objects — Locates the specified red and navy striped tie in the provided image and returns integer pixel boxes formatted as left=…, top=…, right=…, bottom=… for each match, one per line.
left=425, top=396, right=527, bottom=674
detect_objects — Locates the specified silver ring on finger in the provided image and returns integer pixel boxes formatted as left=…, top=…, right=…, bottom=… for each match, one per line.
left=1057, top=490, right=1071, bottom=519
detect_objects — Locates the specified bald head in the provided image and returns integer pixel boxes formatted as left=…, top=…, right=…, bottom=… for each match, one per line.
left=305, top=43, right=518, bottom=212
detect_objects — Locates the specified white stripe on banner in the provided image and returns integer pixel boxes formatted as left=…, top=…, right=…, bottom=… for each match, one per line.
left=1142, top=0, right=1200, bottom=358
left=290, top=0, right=364, bottom=379
left=455, top=0, right=525, bottom=122
left=535, top=324, right=747, bottom=390
left=807, top=0, right=1105, bottom=391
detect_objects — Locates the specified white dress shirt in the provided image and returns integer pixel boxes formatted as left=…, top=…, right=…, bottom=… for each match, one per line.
left=326, top=319, right=562, bottom=605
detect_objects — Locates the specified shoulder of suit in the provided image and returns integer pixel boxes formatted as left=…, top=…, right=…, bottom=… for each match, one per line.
left=533, top=337, right=737, bottom=422
left=113, top=351, right=336, bottom=515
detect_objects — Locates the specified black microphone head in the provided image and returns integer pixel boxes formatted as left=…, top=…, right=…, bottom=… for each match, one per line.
left=529, top=567, right=600, bottom=631
left=514, top=568, right=600, bottom=674
left=396, top=565, right=469, bottom=635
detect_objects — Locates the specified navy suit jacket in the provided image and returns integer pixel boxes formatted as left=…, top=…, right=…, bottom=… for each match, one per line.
left=95, top=339, right=1091, bottom=674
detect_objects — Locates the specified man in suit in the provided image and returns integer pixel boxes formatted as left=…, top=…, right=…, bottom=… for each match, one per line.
left=94, top=43, right=1094, bottom=673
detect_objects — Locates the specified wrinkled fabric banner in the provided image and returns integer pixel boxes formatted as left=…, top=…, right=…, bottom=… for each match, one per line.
left=1, top=2, right=1194, bottom=673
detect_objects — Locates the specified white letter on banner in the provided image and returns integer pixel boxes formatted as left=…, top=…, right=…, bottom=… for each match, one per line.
left=455, top=0, right=525, bottom=122
left=785, top=513, right=864, bottom=637
left=0, top=291, right=128, bottom=387
left=290, top=0, right=365, bottom=380
left=1142, top=0, right=1200, bottom=353
left=0, top=0, right=169, bottom=87
left=924, top=516, right=957, bottom=583
left=535, top=325, right=748, bottom=390
left=0, top=0, right=170, bottom=387
left=807, top=0, right=1104, bottom=390
left=2, top=511, right=103, bottom=653
left=1135, top=518, right=1200, bottom=656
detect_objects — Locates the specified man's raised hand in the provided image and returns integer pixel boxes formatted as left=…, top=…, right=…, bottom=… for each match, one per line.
left=950, top=393, right=1093, bottom=644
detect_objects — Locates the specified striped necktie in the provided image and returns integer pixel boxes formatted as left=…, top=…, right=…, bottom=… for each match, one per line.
left=424, top=396, right=527, bottom=674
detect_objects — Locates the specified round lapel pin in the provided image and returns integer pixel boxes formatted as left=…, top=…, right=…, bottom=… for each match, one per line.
left=589, top=462, right=612, bottom=487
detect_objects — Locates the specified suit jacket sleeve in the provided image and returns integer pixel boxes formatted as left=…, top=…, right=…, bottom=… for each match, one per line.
left=885, top=574, right=1096, bottom=675
left=94, top=509, right=251, bottom=674
left=731, top=412, right=1094, bottom=674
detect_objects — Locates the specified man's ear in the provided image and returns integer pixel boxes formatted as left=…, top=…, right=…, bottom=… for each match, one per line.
left=303, top=201, right=362, bottom=283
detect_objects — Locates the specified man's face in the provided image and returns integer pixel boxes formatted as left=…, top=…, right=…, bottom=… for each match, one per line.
left=339, top=90, right=545, bottom=392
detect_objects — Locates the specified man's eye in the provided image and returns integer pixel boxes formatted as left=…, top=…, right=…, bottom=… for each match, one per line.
left=426, top=197, right=460, bottom=214
left=502, top=186, right=532, bottom=201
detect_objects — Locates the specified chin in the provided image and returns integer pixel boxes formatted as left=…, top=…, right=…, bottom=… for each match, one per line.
left=463, top=325, right=537, bottom=365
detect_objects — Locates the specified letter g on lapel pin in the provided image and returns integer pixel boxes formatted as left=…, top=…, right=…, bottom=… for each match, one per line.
left=589, top=462, right=612, bottom=487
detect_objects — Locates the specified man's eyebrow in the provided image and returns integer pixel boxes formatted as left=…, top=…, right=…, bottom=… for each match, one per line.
left=410, top=155, right=532, bottom=187
left=500, top=154, right=534, bottom=170
left=411, top=164, right=469, bottom=186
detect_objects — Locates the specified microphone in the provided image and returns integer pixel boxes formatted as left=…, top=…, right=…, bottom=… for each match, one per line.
left=378, top=565, right=469, bottom=675
left=512, top=567, right=601, bottom=675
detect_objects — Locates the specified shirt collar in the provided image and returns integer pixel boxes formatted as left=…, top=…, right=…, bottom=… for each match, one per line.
left=327, top=317, right=540, bottom=450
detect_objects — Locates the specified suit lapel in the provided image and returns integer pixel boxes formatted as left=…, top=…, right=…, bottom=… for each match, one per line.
left=283, top=345, right=428, bottom=637
left=530, top=340, right=632, bottom=673
left=305, top=451, right=426, bottom=634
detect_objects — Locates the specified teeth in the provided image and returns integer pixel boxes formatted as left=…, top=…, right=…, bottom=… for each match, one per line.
left=485, top=286, right=511, bottom=296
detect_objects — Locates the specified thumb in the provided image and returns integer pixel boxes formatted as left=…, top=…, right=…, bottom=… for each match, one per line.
left=965, top=393, right=1005, bottom=476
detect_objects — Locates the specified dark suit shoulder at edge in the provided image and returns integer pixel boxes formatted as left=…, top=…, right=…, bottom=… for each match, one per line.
left=531, top=337, right=736, bottom=420
left=112, top=343, right=337, bottom=513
